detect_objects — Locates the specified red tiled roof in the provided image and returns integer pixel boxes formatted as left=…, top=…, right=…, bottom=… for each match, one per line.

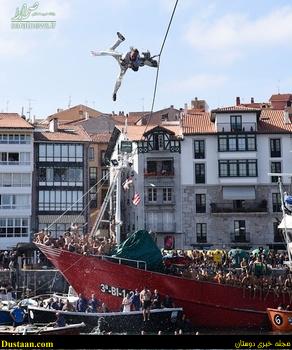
left=270, top=94, right=292, bottom=102
left=182, top=111, right=215, bottom=134
left=212, top=105, right=261, bottom=113
left=89, top=133, right=112, bottom=143
left=112, top=114, right=143, bottom=125
left=258, top=109, right=292, bottom=133
left=0, top=113, right=33, bottom=129
left=47, top=104, right=103, bottom=121
left=34, top=124, right=91, bottom=142
left=116, top=125, right=182, bottom=141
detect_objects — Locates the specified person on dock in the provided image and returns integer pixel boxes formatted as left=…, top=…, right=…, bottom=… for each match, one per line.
left=140, top=287, right=151, bottom=321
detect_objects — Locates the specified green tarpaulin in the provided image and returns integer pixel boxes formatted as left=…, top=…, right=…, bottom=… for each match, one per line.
left=112, top=230, right=163, bottom=271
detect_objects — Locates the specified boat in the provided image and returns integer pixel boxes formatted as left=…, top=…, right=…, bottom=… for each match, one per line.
left=0, top=322, right=85, bottom=335
left=27, top=305, right=183, bottom=334
left=34, top=162, right=292, bottom=330
left=267, top=308, right=292, bottom=332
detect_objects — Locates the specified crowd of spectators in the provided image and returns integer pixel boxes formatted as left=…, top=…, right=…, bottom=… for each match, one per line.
left=162, top=248, right=292, bottom=299
left=34, top=225, right=116, bottom=256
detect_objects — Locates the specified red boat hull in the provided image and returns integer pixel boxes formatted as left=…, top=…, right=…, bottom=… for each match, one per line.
left=36, top=244, right=285, bottom=329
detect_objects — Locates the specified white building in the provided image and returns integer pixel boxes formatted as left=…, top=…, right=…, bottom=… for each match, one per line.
left=107, top=123, right=184, bottom=249
left=181, top=97, right=292, bottom=249
left=0, top=113, right=34, bottom=250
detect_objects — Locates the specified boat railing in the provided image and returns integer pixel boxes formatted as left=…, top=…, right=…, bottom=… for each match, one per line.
left=100, top=255, right=147, bottom=270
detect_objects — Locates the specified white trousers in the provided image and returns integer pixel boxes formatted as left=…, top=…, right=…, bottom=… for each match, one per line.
left=92, top=38, right=128, bottom=96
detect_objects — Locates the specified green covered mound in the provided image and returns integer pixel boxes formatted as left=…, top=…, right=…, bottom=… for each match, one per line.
left=112, top=230, right=163, bottom=271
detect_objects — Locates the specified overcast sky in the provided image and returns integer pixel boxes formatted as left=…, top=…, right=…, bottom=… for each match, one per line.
left=1, top=0, right=292, bottom=118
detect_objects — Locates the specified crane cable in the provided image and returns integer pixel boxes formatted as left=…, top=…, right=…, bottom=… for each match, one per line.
left=144, top=0, right=179, bottom=134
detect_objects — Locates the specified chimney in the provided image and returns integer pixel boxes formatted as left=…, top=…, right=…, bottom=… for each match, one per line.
left=251, top=97, right=254, bottom=103
left=236, top=97, right=240, bottom=106
left=31, top=115, right=35, bottom=124
left=49, top=118, right=58, bottom=132
left=57, top=108, right=63, bottom=113
left=170, top=105, right=174, bottom=108
left=85, top=111, right=89, bottom=120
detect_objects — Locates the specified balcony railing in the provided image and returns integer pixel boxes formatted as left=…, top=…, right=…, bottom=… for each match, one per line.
left=144, top=171, right=174, bottom=177
left=216, top=122, right=257, bottom=133
left=0, top=161, right=30, bottom=166
left=210, top=201, right=267, bottom=213
left=145, top=222, right=176, bottom=232
left=230, top=232, right=250, bottom=243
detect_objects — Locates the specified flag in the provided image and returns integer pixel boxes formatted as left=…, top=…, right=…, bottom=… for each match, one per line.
left=122, top=177, right=133, bottom=191
left=132, top=192, right=141, bottom=206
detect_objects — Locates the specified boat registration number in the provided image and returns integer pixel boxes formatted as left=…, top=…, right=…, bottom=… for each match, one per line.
left=100, top=283, right=134, bottom=298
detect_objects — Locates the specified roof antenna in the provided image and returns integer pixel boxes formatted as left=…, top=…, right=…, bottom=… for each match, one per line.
left=68, top=95, right=71, bottom=108
left=277, top=79, right=281, bottom=94
left=27, top=99, right=34, bottom=121
left=6, top=100, right=9, bottom=112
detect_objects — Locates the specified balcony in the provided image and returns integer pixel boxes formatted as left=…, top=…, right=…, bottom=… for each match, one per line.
left=230, top=232, right=250, bottom=243
left=216, top=122, right=257, bottom=133
left=144, top=170, right=174, bottom=177
left=210, top=201, right=267, bottom=213
left=145, top=222, right=176, bottom=233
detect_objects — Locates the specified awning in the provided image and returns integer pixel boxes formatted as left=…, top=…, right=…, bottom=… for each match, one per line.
left=278, top=215, right=292, bottom=230
left=222, top=186, right=255, bottom=200
left=38, top=215, right=85, bottom=224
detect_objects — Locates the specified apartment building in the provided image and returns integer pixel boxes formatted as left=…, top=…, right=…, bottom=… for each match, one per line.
left=107, top=123, right=184, bottom=249
left=33, top=119, right=90, bottom=237
left=181, top=96, right=292, bottom=249
left=0, top=114, right=34, bottom=250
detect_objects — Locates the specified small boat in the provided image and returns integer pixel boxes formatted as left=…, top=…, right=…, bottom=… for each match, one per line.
left=267, top=308, right=292, bottom=332
left=0, top=322, right=85, bottom=335
left=27, top=305, right=183, bottom=334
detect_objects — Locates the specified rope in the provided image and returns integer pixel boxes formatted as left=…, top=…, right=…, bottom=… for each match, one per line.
left=47, top=171, right=110, bottom=230
left=144, top=0, right=179, bottom=133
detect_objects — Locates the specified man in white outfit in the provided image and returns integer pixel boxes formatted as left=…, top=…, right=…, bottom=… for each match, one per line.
left=91, top=32, right=158, bottom=101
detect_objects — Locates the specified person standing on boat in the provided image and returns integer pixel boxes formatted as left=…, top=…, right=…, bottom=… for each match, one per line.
left=53, top=312, right=66, bottom=328
left=131, top=289, right=141, bottom=311
left=140, top=287, right=151, bottom=321
left=88, top=293, right=101, bottom=313
left=122, top=293, right=132, bottom=312
left=151, top=289, right=161, bottom=309
left=76, top=293, right=88, bottom=312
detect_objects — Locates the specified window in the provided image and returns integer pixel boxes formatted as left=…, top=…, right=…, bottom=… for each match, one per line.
left=0, top=173, right=30, bottom=187
left=163, top=188, right=172, bottom=202
left=39, top=222, right=83, bottom=238
left=272, top=193, right=281, bottom=212
left=38, top=190, right=83, bottom=211
left=89, top=167, right=97, bottom=185
left=0, top=218, right=29, bottom=238
left=271, top=162, right=281, bottom=183
left=196, top=194, right=206, bottom=213
left=219, top=160, right=257, bottom=177
left=195, top=163, right=205, bottom=184
left=39, top=167, right=83, bottom=186
left=161, top=113, right=168, bottom=121
left=89, top=147, right=95, bottom=160
left=230, top=115, right=242, bottom=131
left=270, top=139, right=281, bottom=158
left=161, top=160, right=173, bottom=175
left=0, top=134, right=31, bottom=144
left=146, top=161, right=157, bottom=174
left=233, top=200, right=245, bottom=210
left=273, top=222, right=283, bottom=243
left=196, top=223, right=207, bottom=243
left=194, top=140, right=205, bottom=159
left=148, top=188, right=157, bottom=202
left=38, top=144, right=83, bottom=162
left=234, top=220, right=246, bottom=236
left=218, top=134, right=256, bottom=152
left=100, top=151, right=106, bottom=166
left=101, top=168, right=109, bottom=184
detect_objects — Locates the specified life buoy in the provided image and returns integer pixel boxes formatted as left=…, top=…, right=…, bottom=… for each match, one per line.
left=10, top=307, right=25, bottom=324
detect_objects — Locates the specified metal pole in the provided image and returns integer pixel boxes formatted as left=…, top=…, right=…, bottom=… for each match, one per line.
left=115, top=170, right=121, bottom=244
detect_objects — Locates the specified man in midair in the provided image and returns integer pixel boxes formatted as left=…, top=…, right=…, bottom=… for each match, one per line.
left=91, top=32, right=158, bottom=101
